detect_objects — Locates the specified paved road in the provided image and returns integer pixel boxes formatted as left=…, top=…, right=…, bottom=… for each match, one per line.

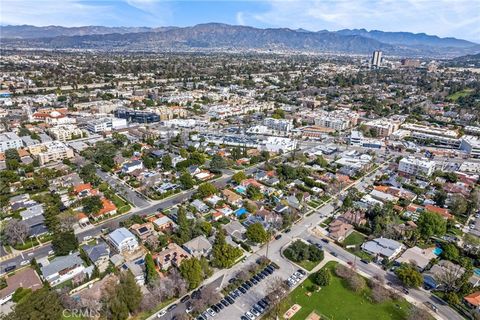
left=96, top=169, right=151, bottom=208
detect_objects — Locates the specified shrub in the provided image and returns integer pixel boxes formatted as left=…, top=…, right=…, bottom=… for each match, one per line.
left=312, top=268, right=331, bottom=286
left=347, top=275, right=366, bottom=293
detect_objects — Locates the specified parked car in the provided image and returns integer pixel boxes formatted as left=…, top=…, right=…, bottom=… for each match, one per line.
left=275, top=234, right=282, bottom=240
left=156, top=310, right=167, bottom=318
left=166, top=304, right=177, bottom=312
left=180, top=295, right=190, bottom=303
left=206, top=308, right=216, bottom=317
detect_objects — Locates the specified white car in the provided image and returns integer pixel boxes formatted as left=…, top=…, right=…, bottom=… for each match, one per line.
left=245, top=311, right=256, bottom=320
left=207, top=308, right=216, bottom=317
left=294, top=272, right=304, bottom=279
left=250, top=308, right=260, bottom=316
left=156, top=310, right=166, bottom=318
left=20, top=260, right=29, bottom=266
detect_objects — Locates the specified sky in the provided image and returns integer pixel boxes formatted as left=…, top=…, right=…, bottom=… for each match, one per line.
left=1, top=0, right=479, bottom=43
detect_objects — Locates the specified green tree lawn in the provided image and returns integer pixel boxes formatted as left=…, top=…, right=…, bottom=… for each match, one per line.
left=277, top=261, right=411, bottom=320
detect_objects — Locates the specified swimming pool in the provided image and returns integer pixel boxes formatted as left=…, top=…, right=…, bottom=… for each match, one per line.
left=474, top=268, right=480, bottom=276
left=235, top=185, right=247, bottom=194
left=433, top=247, right=443, bottom=256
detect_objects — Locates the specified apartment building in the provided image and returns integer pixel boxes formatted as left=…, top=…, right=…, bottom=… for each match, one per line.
left=28, top=141, right=74, bottom=165
left=0, top=132, right=23, bottom=152
left=48, top=125, right=83, bottom=142
left=398, top=157, right=436, bottom=177
left=362, top=117, right=404, bottom=137
left=263, top=117, right=293, bottom=132
left=314, top=110, right=358, bottom=131
left=86, top=117, right=127, bottom=133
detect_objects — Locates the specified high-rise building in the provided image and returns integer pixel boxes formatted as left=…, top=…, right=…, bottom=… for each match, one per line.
left=371, top=50, right=383, bottom=68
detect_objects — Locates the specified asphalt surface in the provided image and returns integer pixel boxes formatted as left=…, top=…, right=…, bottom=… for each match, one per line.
left=96, top=169, right=151, bottom=208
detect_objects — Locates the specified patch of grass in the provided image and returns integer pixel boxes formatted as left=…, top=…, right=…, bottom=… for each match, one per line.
left=13, top=239, right=40, bottom=251
left=132, top=298, right=175, bottom=320
left=297, top=259, right=321, bottom=271
left=343, top=231, right=366, bottom=247
left=447, top=89, right=473, bottom=101
left=280, top=261, right=411, bottom=320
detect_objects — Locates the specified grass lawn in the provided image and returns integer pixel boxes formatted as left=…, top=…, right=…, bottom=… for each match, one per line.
left=343, top=231, right=366, bottom=247
left=447, top=89, right=473, bottom=101
left=342, top=231, right=372, bottom=262
left=296, top=259, right=321, bottom=271
left=280, top=262, right=411, bottom=320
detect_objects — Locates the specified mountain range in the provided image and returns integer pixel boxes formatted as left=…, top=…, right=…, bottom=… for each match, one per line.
left=1, top=23, right=479, bottom=57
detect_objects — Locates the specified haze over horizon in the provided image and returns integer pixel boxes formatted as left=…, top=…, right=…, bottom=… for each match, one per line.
left=1, top=0, right=479, bottom=43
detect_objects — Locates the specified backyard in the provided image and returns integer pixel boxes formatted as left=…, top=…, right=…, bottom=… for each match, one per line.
left=275, top=261, right=411, bottom=320
left=343, top=231, right=373, bottom=262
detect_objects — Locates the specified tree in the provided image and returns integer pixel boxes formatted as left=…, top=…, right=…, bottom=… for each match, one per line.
left=105, top=271, right=142, bottom=320
left=232, top=171, right=247, bottom=184
left=407, top=306, right=432, bottom=320
left=179, top=173, right=195, bottom=189
left=81, top=195, right=103, bottom=214
left=417, top=211, right=446, bottom=239
left=433, top=190, right=447, bottom=207
left=4, top=219, right=28, bottom=246
left=210, top=155, right=227, bottom=172
left=246, top=185, right=263, bottom=200
left=4, top=287, right=63, bottom=320
left=180, top=257, right=204, bottom=290
left=162, top=155, right=172, bottom=170
left=312, top=268, right=331, bottom=286
left=441, top=243, right=460, bottom=262
left=246, top=223, right=269, bottom=244
left=196, top=183, right=217, bottom=198
left=449, top=195, right=468, bottom=216
left=211, top=228, right=242, bottom=268
left=51, top=229, right=78, bottom=256
left=145, top=253, right=158, bottom=285
left=395, top=264, right=423, bottom=288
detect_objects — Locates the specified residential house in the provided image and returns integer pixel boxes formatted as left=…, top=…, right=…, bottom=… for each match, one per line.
left=150, top=214, right=176, bottom=232
left=192, top=199, right=210, bottom=213
left=464, top=292, right=480, bottom=310
left=361, top=237, right=404, bottom=261
left=123, top=261, right=145, bottom=286
left=424, top=205, right=453, bottom=220
left=182, top=235, right=212, bottom=258
left=122, top=160, right=143, bottom=174
left=328, top=219, right=354, bottom=242
left=154, top=243, right=191, bottom=270
left=107, top=228, right=139, bottom=253
left=91, top=198, right=117, bottom=220
left=224, top=220, right=247, bottom=242
left=222, top=189, right=243, bottom=206
left=40, top=252, right=85, bottom=286
left=130, top=222, right=155, bottom=241
left=82, top=241, right=111, bottom=273
left=395, top=246, right=436, bottom=271
left=423, top=260, right=465, bottom=290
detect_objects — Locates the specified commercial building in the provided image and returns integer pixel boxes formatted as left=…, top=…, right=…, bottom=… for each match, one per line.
left=28, top=141, right=74, bottom=165
left=398, top=156, right=435, bottom=177
left=114, top=108, right=160, bottom=123
left=371, top=50, right=383, bottom=68
left=460, top=135, right=480, bottom=158
left=48, top=125, right=83, bottom=142
left=0, top=132, right=23, bottom=152
left=86, top=117, right=127, bottom=133
left=401, top=123, right=460, bottom=148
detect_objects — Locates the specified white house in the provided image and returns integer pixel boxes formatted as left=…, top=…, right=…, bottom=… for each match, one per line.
left=107, top=227, right=139, bottom=253
left=40, top=252, right=85, bottom=286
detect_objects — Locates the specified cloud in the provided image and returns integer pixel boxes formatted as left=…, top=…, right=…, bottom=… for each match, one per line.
left=236, top=11, right=245, bottom=25
left=252, top=0, right=480, bottom=42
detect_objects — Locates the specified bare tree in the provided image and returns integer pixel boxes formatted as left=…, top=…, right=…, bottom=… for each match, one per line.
left=408, top=306, right=432, bottom=320
left=192, top=286, right=221, bottom=313
left=265, top=277, right=290, bottom=319
left=4, top=219, right=28, bottom=245
left=434, top=264, right=464, bottom=292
